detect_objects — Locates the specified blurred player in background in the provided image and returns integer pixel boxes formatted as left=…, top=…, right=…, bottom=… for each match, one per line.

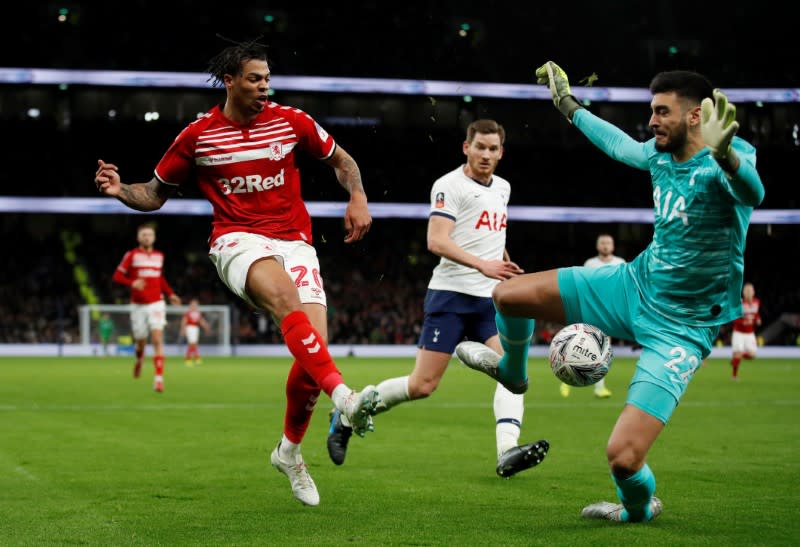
left=112, top=223, right=181, bottom=392
left=730, top=282, right=761, bottom=380
left=95, top=39, right=379, bottom=506
left=560, top=233, right=625, bottom=398
left=180, top=298, right=212, bottom=365
left=457, top=62, right=764, bottom=522
left=327, top=119, right=549, bottom=477
left=98, top=312, right=114, bottom=355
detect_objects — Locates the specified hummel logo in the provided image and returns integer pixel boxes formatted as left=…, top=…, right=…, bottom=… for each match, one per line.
left=302, top=333, right=321, bottom=354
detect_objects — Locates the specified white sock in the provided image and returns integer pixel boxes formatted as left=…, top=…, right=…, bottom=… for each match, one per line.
left=278, top=434, right=300, bottom=463
left=331, top=383, right=351, bottom=411
left=494, top=383, right=524, bottom=457
left=375, top=376, right=410, bottom=415
left=594, top=377, right=607, bottom=393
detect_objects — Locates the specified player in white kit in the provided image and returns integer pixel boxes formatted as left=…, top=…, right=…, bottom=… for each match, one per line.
left=327, top=119, right=549, bottom=476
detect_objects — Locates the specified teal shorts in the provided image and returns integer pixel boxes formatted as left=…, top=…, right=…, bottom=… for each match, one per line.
left=558, top=265, right=719, bottom=424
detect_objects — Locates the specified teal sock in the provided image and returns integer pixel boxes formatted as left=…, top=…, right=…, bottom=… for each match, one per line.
left=613, top=464, right=657, bottom=522
left=495, top=311, right=534, bottom=385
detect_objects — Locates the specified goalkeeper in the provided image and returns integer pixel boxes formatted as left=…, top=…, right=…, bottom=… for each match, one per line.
left=456, top=61, right=764, bottom=523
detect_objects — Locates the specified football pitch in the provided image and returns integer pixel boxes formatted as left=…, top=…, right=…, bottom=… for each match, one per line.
left=1, top=355, right=798, bottom=546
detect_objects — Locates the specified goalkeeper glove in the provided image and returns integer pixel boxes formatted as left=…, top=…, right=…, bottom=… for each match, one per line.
left=701, top=88, right=739, bottom=168
left=535, top=61, right=582, bottom=121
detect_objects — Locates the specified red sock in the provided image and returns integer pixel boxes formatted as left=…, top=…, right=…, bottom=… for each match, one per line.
left=283, top=361, right=321, bottom=444
left=731, top=356, right=741, bottom=377
left=135, top=348, right=144, bottom=364
left=154, top=355, right=164, bottom=376
left=280, top=311, right=343, bottom=396
left=184, top=348, right=191, bottom=360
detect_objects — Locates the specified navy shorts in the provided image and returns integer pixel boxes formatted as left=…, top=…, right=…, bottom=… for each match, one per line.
left=418, top=289, right=497, bottom=353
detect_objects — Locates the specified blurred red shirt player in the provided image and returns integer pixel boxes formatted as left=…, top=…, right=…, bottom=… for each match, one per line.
left=180, top=298, right=212, bottom=366
left=730, top=282, right=761, bottom=380
left=112, top=223, right=181, bottom=392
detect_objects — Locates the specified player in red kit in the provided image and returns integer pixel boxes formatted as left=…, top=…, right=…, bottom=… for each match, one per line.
left=112, top=223, right=181, bottom=392
left=94, top=39, right=379, bottom=506
left=730, top=282, right=761, bottom=380
left=180, top=298, right=212, bottom=365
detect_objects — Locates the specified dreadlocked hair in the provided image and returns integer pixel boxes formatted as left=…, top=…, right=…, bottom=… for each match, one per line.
left=206, top=36, right=269, bottom=87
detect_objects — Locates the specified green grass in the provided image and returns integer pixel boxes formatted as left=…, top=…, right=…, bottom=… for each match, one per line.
left=1, top=355, right=798, bottom=546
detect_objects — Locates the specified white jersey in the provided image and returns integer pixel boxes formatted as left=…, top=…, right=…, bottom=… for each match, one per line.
left=584, top=255, right=625, bottom=268
left=427, top=166, right=511, bottom=297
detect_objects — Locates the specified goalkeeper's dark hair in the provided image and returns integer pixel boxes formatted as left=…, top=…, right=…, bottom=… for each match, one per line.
left=649, top=71, right=713, bottom=106
left=206, top=37, right=269, bottom=88
left=466, top=119, right=506, bottom=145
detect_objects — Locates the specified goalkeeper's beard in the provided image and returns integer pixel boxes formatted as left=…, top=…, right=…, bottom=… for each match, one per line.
left=654, top=123, right=688, bottom=154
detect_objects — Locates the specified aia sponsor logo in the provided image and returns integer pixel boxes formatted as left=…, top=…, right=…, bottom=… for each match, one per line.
left=474, top=210, right=507, bottom=231
left=218, top=169, right=285, bottom=195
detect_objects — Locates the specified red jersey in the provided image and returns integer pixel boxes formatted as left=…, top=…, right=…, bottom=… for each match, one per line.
left=112, top=248, right=175, bottom=305
left=154, top=102, right=336, bottom=246
left=184, top=309, right=202, bottom=326
left=732, top=297, right=761, bottom=334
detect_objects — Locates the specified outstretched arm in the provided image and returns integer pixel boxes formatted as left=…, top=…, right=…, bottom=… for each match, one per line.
left=573, top=110, right=650, bottom=170
left=536, top=61, right=649, bottom=170
left=95, top=159, right=176, bottom=211
left=324, top=146, right=372, bottom=243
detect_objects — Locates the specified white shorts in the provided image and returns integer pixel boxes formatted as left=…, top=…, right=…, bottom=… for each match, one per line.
left=731, top=331, right=757, bottom=355
left=208, top=232, right=326, bottom=308
left=130, top=300, right=167, bottom=340
left=185, top=324, right=200, bottom=344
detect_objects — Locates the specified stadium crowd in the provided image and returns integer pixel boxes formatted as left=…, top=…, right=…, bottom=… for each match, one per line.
left=2, top=3, right=798, bottom=347
left=4, top=213, right=799, bottom=347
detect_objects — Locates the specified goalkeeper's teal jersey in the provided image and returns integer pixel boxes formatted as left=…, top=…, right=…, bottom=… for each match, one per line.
left=573, top=109, right=764, bottom=327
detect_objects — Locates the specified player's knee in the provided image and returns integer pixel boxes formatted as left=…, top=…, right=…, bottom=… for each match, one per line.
left=253, top=288, right=302, bottom=319
left=492, top=283, right=516, bottom=313
left=606, top=441, right=644, bottom=478
left=407, top=377, right=439, bottom=399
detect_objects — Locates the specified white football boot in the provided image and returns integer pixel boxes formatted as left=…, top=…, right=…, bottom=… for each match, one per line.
left=581, top=496, right=663, bottom=522
left=270, top=443, right=320, bottom=506
left=455, top=341, right=528, bottom=394
left=341, top=385, right=380, bottom=437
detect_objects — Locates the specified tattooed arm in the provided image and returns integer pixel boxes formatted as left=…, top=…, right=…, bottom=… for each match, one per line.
left=324, top=146, right=372, bottom=243
left=95, top=159, right=177, bottom=211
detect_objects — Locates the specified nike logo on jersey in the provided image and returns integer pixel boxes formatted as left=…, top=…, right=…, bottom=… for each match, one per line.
left=657, top=158, right=669, bottom=165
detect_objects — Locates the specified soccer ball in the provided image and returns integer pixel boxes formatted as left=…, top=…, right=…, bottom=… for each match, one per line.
left=548, top=323, right=612, bottom=387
